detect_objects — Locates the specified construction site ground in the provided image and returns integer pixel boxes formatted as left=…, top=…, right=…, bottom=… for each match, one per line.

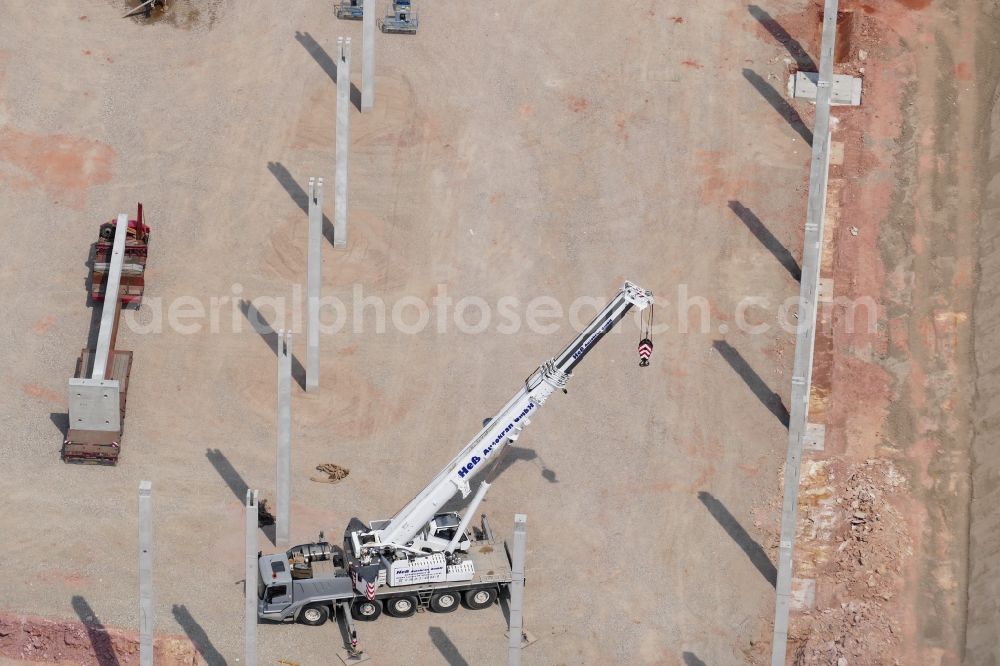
left=1, top=1, right=996, bottom=664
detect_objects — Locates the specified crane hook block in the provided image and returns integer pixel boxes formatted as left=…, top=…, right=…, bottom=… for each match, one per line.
left=638, top=338, right=653, bottom=367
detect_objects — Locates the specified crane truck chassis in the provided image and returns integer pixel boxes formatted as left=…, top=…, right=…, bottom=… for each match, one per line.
left=257, top=281, right=653, bottom=626
left=258, top=514, right=511, bottom=624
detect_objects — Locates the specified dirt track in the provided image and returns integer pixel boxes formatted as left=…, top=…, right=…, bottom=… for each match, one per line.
left=0, top=0, right=995, bottom=664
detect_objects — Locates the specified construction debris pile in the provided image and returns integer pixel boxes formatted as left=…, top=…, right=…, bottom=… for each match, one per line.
left=790, top=460, right=910, bottom=665
left=310, top=463, right=350, bottom=484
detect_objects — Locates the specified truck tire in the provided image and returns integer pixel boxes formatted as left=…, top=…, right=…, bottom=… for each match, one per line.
left=386, top=595, right=418, bottom=618
left=299, top=603, right=329, bottom=626
left=429, top=591, right=460, bottom=613
left=462, top=587, right=497, bottom=610
left=351, top=599, right=382, bottom=621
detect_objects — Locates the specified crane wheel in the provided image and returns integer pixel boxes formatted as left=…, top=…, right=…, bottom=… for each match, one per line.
left=351, top=599, right=382, bottom=621
left=429, top=591, right=460, bottom=613
left=386, top=595, right=418, bottom=618
left=299, top=603, right=329, bottom=626
left=462, top=587, right=497, bottom=610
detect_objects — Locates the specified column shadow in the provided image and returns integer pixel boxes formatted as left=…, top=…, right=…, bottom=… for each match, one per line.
left=712, top=340, right=789, bottom=427
left=742, top=68, right=813, bottom=146
left=238, top=298, right=308, bottom=391
left=172, top=604, right=226, bottom=666
left=428, top=627, right=469, bottom=666
left=698, top=491, right=777, bottom=587
left=728, top=201, right=801, bottom=281
left=266, top=161, right=337, bottom=246
left=293, top=30, right=363, bottom=111
left=205, top=448, right=249, bottom=503
left=498, top=588, right=512, bottom=625
left=748, top=5, right=816, bottom=70
left=71, top=596, right=120, bottom=666
left=683, top=652, right=708, bottom=666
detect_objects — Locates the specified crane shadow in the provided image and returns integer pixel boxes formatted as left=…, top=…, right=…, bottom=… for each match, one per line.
left=266, top=161, right=338, bottom=246
left=742, top=68, right=813, bottom=146
left=293, top=30, right=363, bottom=111
left=728, top=201, right=801, bottom=281
left=486, top=445, right=558, bottom=484
left=71, top=596, right=120, bottom=666
left=205, top=448, right=249, bottom=503
left=428, top=627, right=469, bottom=666
left=698, top=491, right=777, bottom=587
left=172, top=604, right=227, bottom=666
left=238, top=298, right=308, bottom=391
left=712, top=340, right=789, bottom=427
left=683, top=652, right=708, bottom=666
left=748, top=5, right=816, bottom=70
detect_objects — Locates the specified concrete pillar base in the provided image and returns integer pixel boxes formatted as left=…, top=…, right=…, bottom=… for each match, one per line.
left=337, top=650, right=371, bottom=664
left=504, top=629, right=538, bottom=649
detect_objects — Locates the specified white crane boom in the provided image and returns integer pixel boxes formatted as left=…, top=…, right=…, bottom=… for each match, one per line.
left=370, top=281, right=653, bottom=552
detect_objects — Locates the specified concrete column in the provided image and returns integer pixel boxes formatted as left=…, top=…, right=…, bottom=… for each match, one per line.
left=276, top=330, right=292, bottom=547
left=507, top=514, right=527, bottom=666
left=770, top=1, right=839, bottom=665
left=245, top=489, right=259, bottom=666
left=307, top=178, right=323, bottom=391
left=362, top=0, right=375, bottom=112
left=138, top=481, right=153, bottom=666
left=335, top=36, right=351, bottom=248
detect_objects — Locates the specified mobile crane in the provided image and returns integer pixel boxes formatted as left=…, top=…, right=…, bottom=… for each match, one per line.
left=257, top=281, right=653, bottom=629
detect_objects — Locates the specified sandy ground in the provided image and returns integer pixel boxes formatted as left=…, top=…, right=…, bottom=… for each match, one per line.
left=754, top=0, right=998, bottom=664
left=0, top=1, right=809, bottom=663
left=0, top=0, right=993, bottom=665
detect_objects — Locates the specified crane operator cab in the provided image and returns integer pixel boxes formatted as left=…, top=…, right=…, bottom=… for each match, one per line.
left=422, top=512, right=471, bottom=553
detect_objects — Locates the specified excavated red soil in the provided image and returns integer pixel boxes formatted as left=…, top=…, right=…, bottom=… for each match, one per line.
left=0, top=613, right=205, bottom=665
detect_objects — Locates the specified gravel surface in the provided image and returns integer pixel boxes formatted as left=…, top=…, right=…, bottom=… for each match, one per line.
left=0, top=1, right=824, bottom=663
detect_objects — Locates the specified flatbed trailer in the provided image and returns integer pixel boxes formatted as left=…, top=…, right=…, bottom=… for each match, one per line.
left=91, top=205, right=149, bottom=306
left=63, top=206, right=150, bottom=465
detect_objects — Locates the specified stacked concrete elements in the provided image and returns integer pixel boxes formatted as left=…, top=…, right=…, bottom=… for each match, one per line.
left=770, top=2, right=839, bottom=665
left=67, top=214, right=129, bottom=438
left=507, top=514, right=527, bottom=666
left=245, top=489, right=259, bottom=666
left=307, top=178, right=323, bottom=391
left=335, top=37, right=352, bottom=248
left=138, top=481, right=153, bottom=666
left=276, top=330, right=292, bottom=547
left=362, top=0, right=375, bottom=112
